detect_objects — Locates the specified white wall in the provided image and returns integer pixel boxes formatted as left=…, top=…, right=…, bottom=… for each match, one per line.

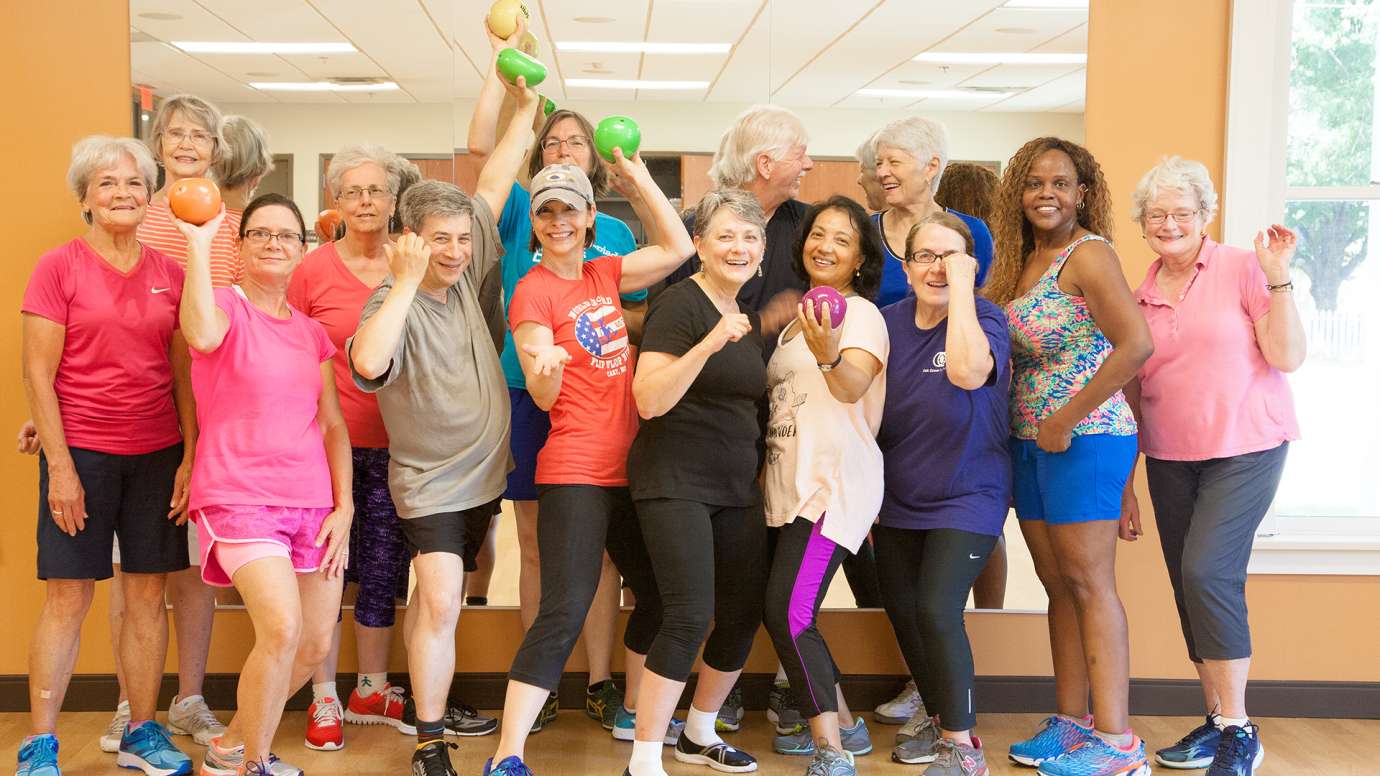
left=222, top=99, right=1084, bottom=217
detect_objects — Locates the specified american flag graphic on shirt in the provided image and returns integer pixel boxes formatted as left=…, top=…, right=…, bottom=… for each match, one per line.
left=574, top=304, right=628, bottom=358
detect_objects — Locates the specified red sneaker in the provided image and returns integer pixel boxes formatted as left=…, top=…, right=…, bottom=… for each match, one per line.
left=304, top=697, right=343, bottom=751
left=344, top=684, right=407, bottom=730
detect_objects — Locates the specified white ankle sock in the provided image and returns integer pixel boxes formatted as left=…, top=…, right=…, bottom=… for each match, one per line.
left=1217, top=715, right=1249, bottom=730
left=774, top=665, right=788, bottom=684
left=312, top=682, right=337, bottom=703
left=628, top=739, right=665, bottom=776
left=1093, top=729, right=1134, bottom=748
left=684, top=706, right=721, bottom=746
left=357, top=672, right=387, bottom=697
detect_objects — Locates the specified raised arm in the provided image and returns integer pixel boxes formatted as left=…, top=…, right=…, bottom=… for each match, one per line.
left=174, top=208, right=231, bottom=353
left=1252, top=224, right=1307, bottom=372
left=465, top=15, right=528, bottom=165
left=474, top=75, right=541, bottom=218
left=349, top=233, right=429, bottom=380
left=513, top=321, right=570, bottom=411
left=610, top=150, right=695, bottom=293
left=632, top=311, right=749, bottom=419
left=21, top=315, right=86, bottom=535
left=941, top=254, right=996, bottom=390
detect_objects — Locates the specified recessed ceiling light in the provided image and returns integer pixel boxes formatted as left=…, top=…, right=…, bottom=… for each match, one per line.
left=857, top=88, right=1015, bottom=99
left=251, top=81, right=398, bottom=92
left=557, top=41, right=730, bottom=54
left=574, top=16, right=615, bottom=23
left=898, top=79, right=932, bottom=85
left=246, top=71, right=278, bottom=77
left=996, top=27, right=1037, bottom=34
left=175, top=41, right=356, bottom=54
left=566, top=78, right=708, bottom=90
left=913, top=52, right=1085, bottom=65
left=138, top=12, right=183, bottom=21
left=1002, top=0, right=1088, bottom=8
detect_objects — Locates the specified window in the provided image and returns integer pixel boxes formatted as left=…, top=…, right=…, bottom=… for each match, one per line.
left=1226, top=0, right=1380, bottom=574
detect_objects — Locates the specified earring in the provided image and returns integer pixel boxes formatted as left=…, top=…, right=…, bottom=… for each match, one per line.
left=1077, top=201, right=1085, bottom=209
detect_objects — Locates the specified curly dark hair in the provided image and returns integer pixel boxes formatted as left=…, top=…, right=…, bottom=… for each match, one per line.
left=935, top=162, right=998, bottom=223
left=982, top=137, right=1114, bottom=307
left=792, top=195, right=885, bottom=300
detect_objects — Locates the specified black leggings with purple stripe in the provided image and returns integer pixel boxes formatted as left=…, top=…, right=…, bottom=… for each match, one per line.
left=763, top=516, right=846, bottom=718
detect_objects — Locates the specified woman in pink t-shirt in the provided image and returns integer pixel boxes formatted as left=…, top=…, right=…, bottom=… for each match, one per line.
left=1121, top=158, right=1304, bottom=773
left=176, top=193, right=353, bottom=776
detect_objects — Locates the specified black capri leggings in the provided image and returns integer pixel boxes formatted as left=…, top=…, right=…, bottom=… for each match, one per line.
left=635, top=498, right=768, bottom=682
left=507, top=485, right=662, bottom=691
left=763, top=516, right=847, bottom=717
left=874, top=525, right=998, bottom=732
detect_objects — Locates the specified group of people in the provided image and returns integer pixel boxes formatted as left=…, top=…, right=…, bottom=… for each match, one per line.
left=18, top=15, right=1304, bottom=776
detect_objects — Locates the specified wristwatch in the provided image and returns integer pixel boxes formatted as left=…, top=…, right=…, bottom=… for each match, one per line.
left=818, top=354, right=843, bottom=373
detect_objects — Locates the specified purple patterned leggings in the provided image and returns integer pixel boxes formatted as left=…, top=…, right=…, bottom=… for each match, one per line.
left=345, top=447, right=410, bottom=628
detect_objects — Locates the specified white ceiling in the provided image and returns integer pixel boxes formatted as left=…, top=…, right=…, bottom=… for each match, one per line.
left=130, top=0, right=1086, bottom=112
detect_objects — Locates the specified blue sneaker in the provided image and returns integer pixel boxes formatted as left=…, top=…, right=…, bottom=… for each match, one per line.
left=1009, top=715, right=1093, bottom=767
left=610, top=705, right=684, bottom=744
left=117, top=721, right=192, bottom=776
left=1155, top=715, right=1222, bottom=769
left=1036, top=734, right=1150, bottom=776
left=16, top=734, right=60, bottom=776
left=773, top=716, right=872, bottom=756
left=483, top=755, right=534, bottom=776
left=1205, top=723, right=1264, bottom=776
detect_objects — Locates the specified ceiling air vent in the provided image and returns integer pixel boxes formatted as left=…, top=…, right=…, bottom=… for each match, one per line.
left=963, top=86, right=1023, bottom=94
left=328, top=77, right=392, bottom=86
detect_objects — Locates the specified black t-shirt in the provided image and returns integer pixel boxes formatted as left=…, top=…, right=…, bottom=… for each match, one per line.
left=665, top=199, right=810, bottom=314
left=627, top=278, right=767, bottom=506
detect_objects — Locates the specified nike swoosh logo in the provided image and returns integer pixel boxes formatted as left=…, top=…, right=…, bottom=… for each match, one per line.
left=969, top=554, right=982, bottom=560
left=151, top=287, right=171, bottom=294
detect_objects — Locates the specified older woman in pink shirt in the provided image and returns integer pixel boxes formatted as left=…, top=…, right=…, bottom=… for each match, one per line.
left=1121, top=157, right=1304, bottom=775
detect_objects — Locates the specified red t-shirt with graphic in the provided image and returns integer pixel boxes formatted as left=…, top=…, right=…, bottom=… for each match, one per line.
left=508, top=255, right=636, bottom=486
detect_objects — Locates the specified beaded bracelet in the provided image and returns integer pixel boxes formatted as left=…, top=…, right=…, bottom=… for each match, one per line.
left=1266, top=280, right=1294, bottom=293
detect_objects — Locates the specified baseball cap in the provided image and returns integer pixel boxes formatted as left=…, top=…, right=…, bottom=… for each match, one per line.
left=531, top=163, right=594, bottom=213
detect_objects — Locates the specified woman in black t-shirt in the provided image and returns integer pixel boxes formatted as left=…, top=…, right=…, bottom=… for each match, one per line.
left=621, top=190, right=769, bottom=776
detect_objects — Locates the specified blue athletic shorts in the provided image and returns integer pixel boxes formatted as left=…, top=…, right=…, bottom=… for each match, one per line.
left=1009, top=433, right=1138, bottom=524
left=503, top=387, right=551, bottom=502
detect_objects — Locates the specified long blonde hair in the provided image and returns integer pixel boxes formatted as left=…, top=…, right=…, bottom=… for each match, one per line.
left=983, top=137, right=1114, bottom=306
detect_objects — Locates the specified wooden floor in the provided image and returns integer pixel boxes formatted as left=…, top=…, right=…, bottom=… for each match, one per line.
left=3, top=709, right=1376, bottom=774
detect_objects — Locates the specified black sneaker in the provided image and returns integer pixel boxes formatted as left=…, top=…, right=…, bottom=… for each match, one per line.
left=673, top=733, right=758, bottom=773
left=402, top=696, right=498, bottom=737
left=411, top=740, right=458, bottom=776
left=529, top=692, right=559, bottom=734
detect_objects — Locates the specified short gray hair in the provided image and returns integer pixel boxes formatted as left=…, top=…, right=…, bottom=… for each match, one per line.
left=874, top=116, right=950, bottom=190
left=854, top=129, right=881, bottom=177
left=399, top=180, right=474, bottom=234
left=708, top=105, right=809, bottom=189
left=692, top=188, right=767, bottom=239
left=148, top=94, right=227, bottom=166
left=327, top=144, right=403, bottom=198
left=214, top=115, right=274, bottom=190
left=1130, top=156, right=1219, bottom=225
left=68, top=135, right=159, bottom=201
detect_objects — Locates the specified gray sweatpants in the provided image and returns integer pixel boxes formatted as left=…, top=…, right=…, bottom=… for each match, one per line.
left=1145, top=443, right=1288, bottom=662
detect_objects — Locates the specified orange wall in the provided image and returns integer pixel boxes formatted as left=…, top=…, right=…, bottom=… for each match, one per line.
left=3, top=0, right=1377, bottom=685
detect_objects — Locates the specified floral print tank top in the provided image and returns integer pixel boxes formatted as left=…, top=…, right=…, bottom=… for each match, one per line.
left=1005, top=234, right=1137, bottom=440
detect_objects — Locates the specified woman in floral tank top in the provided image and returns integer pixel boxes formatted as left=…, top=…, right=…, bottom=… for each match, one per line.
left=983, top=138, right=1154, bottom=776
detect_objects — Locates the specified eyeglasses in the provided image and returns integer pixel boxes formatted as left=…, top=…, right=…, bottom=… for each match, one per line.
left=1144, top=209, right=1200, bottom=225
left=540, top=135, right=590, bottom=154
left=337, top=186, right=392, bottom=202
left=243, top=229, right=305, bottom=246
left=164, top=128, right=214, bottom=146
left=906, top=249, right=959, bottom=265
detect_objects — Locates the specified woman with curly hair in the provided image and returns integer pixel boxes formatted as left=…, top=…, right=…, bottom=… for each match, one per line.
left=984, top=138, right=1154, bottom=776
left=935, top=163, right=998, bottom=225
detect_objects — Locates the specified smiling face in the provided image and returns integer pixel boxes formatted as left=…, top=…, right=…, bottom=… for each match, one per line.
left=801, top=207, right=863, bottom=293
left=876, top=144, right=940, bottom=210
left=1021, top=148, right=1086, bottom=234
left=418, top=213, right=473, bottom=289
left=159, top=109, right=215, bottom=181
left=1141, top=188, right=1206, bottom=264
left=533, top=199, right=594, bottom=258
left=905, top=222, right=967, bottom=312
left=240, top=204, right=306, bottom=283
left=765, top=142, right=813, bottom=203
left=694, top=208, right=765, bottom=290
left=83, top=155, right=149, bottom=232
left=335, top=162, right=395, bottom=237
left=540, top=117, right=595, bottom=175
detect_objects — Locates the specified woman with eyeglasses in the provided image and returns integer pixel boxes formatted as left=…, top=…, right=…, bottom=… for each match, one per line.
left=175, top=194, right=352, bottom=776
left=873, top=213, right=1012, bottom=776
left=465, top=16, right=646, bottom=729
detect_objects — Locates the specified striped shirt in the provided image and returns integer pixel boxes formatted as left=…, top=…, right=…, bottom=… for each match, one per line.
left=137, top=202, right=244, bottom=288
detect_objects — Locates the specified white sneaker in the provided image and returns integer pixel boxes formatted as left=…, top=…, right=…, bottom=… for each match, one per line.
left=100, top=700, right=131, bottom=753
left=873, top=680, right=924, bottom=725
left=166, top=694, right=225, bottom=746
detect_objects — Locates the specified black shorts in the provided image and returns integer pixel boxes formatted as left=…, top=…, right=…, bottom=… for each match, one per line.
left=400, top=499, right=500, bottom=572
left=37, top=443, right=189, bottom=580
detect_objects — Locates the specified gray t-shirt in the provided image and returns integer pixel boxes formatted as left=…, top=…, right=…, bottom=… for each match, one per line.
left=348, top=196, right=512, bottom=518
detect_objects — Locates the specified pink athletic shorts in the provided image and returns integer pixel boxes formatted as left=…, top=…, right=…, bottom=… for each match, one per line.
left=195, top=505, right=332, bottom=587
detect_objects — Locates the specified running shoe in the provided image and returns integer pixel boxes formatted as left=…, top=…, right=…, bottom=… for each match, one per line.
left=16, top=734, right=60, bottom=776
left=401, top=696, right=498, bottom=737
left=410, top=740, right=458, bottom=776
left=199, top=738, right=302, bottom=776
left=893, top=716, right=941, bottom=764
left=166, top=695, right=225, bottom=747
left=805, top=743, right=856, bottom=776
left=100, top=700, right=131, bottom=753
left=716, top=684, right=745, bottom=733
left=1035, top=734, right=1149, bottom=776
left=586, top=681, right=624, bottom=730
left=774, top=716, right=872, bottom=756
left=611, top=704, right=685, bottom=744
left=117, top=720, right=192, bottom=776
left=1008, top=715, right=1094, bottom=767
left=674, top=733, right=759, bottom=773
left=529, top=691, right=559, bottom=734
left=874, top=680, right=925, bottom=725
left=345, top=683, right=407, bottom=730
left=923, top=737, right=989, bottom=776
left=304, top=696, right=344, bottom=751
left=766, top=683, right=804, bottom=735
left=483, top=755, right=535, bottom=776
left=1205, top=723, right=1264, bottom=776
left=1154, top=715, right=1222, bottom=769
